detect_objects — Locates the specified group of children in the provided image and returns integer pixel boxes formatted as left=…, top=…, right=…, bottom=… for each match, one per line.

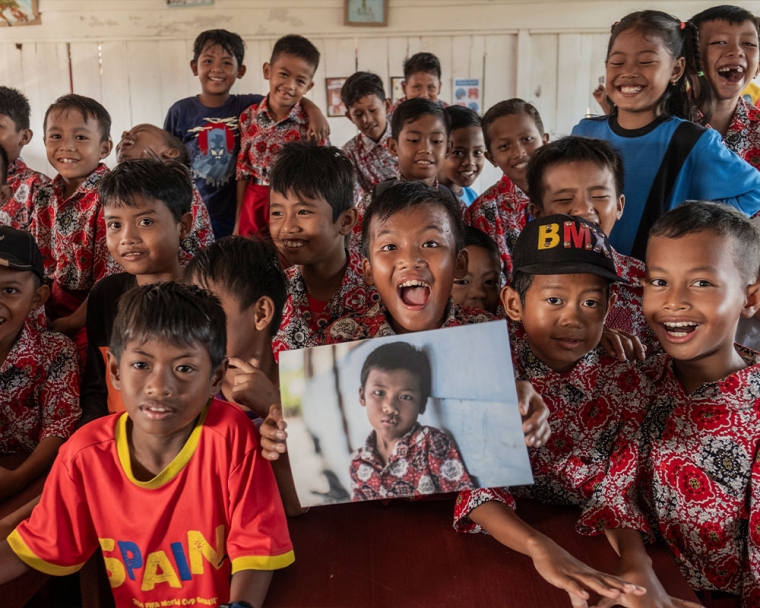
left=0, top=4, right=759, bottom=607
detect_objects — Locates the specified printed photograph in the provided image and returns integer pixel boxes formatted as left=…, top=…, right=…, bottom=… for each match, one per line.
left=0, top=0, right=40, bottom=26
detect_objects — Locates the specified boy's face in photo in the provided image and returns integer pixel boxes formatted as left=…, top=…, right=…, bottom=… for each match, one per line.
left=360, top=367, right=424, bottom=443
left=0, top=266, right=49, bottom=352
left=452, top=245, right=500, bottom=313
left=503, top=273, right=610, bottom=373
left=191, top=43, right=246, bottom=97
left=346, top=94, right=391, bottom=142
left=104, top=194, right=191, bottom=276
left=699, top=19, right=760, bottom=103
left=363, top=203, right=468, bottom=334
left=116, top=124, right=177, bottom=164
left=0, top=113, right=31, bottom=163
left=530, top=160, right=624, bottom=238
left=441, top=126, right=486, bottom=188
left=388, top=114, right=450, bottom=183
left=269, top=189, right=356, bottom=268
left=44, top=109, right=111, bottom=183
left=644, top=231, right=760, bottom=369
left=108, top=337, right=225, bottom=445
left=402, top=71, right=441, bottom=102
left=486, top=112, right=548, bottom=193
left=263, top=53, right=315, bottom=114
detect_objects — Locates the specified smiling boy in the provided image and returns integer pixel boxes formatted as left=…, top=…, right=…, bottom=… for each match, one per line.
left=390, top=52, right=448, bottom=111
left=439, top=105, right=486, bottom=207
left=451, top=225, right=501, bottom=315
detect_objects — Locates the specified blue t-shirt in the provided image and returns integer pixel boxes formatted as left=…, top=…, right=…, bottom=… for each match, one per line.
left=572, top=115, right=760, bottom=257
left=164, top=93, right=263, bottom=238
left=459, top=186, right=478, bottom=207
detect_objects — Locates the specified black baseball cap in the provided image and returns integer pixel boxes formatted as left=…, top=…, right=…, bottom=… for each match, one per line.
left=0, top=226, right=45, bottom=281
left=512, top=214, right=626, bottom=283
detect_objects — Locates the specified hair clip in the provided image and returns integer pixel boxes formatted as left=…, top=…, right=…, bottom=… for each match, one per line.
left=697, top=71, right=705, bottom=77
left=680, top=21, right=686, bottom=30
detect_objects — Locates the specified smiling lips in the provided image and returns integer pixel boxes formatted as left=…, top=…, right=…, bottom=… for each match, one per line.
left=398, top=279, right=431, bottom=308
left=141, top=402, right=175, bottom=420
left=662, top=320, right=700, bottom=339
left=618, top=85, right=644, bottom=95
left=717, top=65, right=746, bottom=83
left=281, top=239, right=306, bottom=249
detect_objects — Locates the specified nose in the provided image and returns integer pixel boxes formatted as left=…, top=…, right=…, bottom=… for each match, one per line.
left=569, top=197, right=598, bottom=221
left=144, top=365, right=173, bottom=398
left=280, top=210, right=299, bottom=234
left=663, top=283, right=691, bottom=311
left=382, top=397, right=399, bottom=414
left=559, top=303, right=584, bottom=327
left=119, top=222, right=140, bottom=244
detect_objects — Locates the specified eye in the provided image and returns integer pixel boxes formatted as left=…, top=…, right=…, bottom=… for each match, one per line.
left=130, top=361, right=148, bottom=370
left=176, top=364, right=195, bottom=373
left=710, top=40, right=727, bottom=45
left=693, top=279, right=713, bottom=287
left=107, top=221, right=122, bottom=230
left=452, top=150, right=464, bottom=158
left=379, top=243, right=398, bottom=252
left=744, top=41, right=758, bottom=48
left=406, top=137, right=420, bottom=144
left=583, top=299, right=601, bottom=308
left=1, top=287, right=19, bottom=295
left=546, top=297, right=562, bottom=305
left=373, top=389, right=386, bottom=397
left=433, top=138, right=445, bottom=145
left=48, top=133, right=61, bottom=140
left=454, top=279, right=469, bottom=285
left=297, top=79, right=306, bottom=86
left=648, top=278, right=667, bottom=287
left=498, top=143, right=509, bottom=150
left=592, top=195, right=610, bottom=200
left=76, top=135, right=89, bottom=141
left=608, top=61, right=623, bottom=67
left=422, top=240, right=440, bottom=248
left=297, top=209, right=312, bottom=216
left=270, top=210, right=282, bottom=218
left=473, top=150, right=484, bottom=157
left=138, top=218, right=154, bottom=227
left=400, top=394, right=415, bottom=401
left=485, top=279, right=498, bottom=287
left=523, top=136, right=534, bottom=143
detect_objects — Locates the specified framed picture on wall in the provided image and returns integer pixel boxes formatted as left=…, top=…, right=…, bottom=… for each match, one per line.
left=167, top=0, right=214, bottom=6
left=0, top=0, right=40, bottom=26
left=326, top=77, right=348, bottom=117
left=390, top=76, right=404, bottom=103
left=344, top=0, right=388, bottom=27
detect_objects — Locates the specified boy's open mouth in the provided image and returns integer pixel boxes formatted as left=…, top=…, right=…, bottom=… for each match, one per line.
left=398, top=279, right=431, bottom=308
left=717, top=65, right=746, bottom=83
left=662, top=321, right=700, bottom=339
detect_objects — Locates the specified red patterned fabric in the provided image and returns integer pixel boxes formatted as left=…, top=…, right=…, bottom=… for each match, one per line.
left=351, top=423, right=472, bottom=500
left=29, top=164, right=118, bottom=292
left=272, top=250, right=380, bottom=357
left=454, top=325, right=650, bottom=533
left=0, top=157, right=50, bottom=230
left=465, top=176, right=530, bottom=277
left=0, top=318, right=80, bottom=454
left=236, top=96, right=327, bottom=185
left=179, top=185, right=215, bottom=265
left=341, top=123, right=398, bottom=195
left=702, top=98, right=760, bottom=171
left=325, top=299, right=495, bottom=343
left=577, top=346, right=760, bottom=604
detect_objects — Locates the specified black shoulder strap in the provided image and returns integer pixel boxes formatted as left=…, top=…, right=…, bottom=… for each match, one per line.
left=630, top=121, right=705, bottom=261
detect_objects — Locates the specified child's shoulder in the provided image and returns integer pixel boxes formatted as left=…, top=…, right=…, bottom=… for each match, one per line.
left=16, top=318, right=78, bottom=366
left=201, top=397, right=263, bottom=450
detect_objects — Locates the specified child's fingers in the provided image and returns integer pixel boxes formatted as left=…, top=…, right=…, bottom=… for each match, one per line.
left=574, top=572, right=644, bottom=599
left=227, top=357, right=258, bottom=374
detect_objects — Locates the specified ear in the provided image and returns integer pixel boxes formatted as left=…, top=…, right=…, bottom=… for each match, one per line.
left=604, top=291, right=617, bottom=321
left=161, top=147, right=180, bottom=161
left=178, top=211, right=193, bottom=241
left=671, top=56, right=686, bottom=84
left=529, top=203, right=543, bottom=219
left=616, top=194, right=625, bottom=221
left=338, top=207, right=358, bottom=235
left=106, top=349, right=121, bottom=391
left=263, top=62, right=271, bottom=80
left=344, top=109, right=352, bottom=122
left=359, top=385, right=367, bottom=407
left=502, top=285, right=523, bottom=322
left=20, top=128, right=32, bottom=147
left=485, top=150, right=497, bottom=168
left=209, top=358, right=228, bottom=395
left=401, top=79, right=408, bottom=96
left=305, top=80, right=315, bottom=93
left=742, top=280, right=760, bottom=318
left=99, top=139, right=113, bottom=160
left=190, top=60, right=199, bottom=77
left=384, top=98, right=392, bottom=114
left=454, top=249, right=469, bottom=280
left=236, top=64, right=247, bottom=79
left=362, top=256, right=375, bottom=286
left=32, top=282, right=50, bottom=309
left=542, top=132, right=550, bottom=144
left=0, top=185, right=11, bottom=206
left=446, top=138, right=453, bottom=156
left=387, top=137, right=398, bottom=158
left=253, top=295, right=276, bottom=332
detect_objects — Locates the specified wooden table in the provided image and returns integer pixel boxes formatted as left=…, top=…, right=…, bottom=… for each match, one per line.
left=267, top=497, right=700, bottom=607
left=0, top=454, right=49, bottom=608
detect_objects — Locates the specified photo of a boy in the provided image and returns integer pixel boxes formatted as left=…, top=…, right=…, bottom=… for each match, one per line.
left=351, top=341, right=472, bottom=500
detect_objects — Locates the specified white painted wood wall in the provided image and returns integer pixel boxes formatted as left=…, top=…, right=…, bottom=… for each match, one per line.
left=2, top=0, right=759, bottom=192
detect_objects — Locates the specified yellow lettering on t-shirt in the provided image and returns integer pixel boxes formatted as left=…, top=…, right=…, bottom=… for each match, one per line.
left=188, top=525, right=226, bottom=574
left=141, top=551, right=182, bottom=591
left=537, top=223, right=560, bottom=249
left=100, top=538, right=126, bottom=588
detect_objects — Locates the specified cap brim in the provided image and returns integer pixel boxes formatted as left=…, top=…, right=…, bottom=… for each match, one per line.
left=515, top=262, right=629, bottom=284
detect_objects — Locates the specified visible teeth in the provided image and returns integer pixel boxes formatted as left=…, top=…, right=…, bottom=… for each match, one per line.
left=58, top=159, right=77, bottom=164
left=718, top=66, right=745, bottom=73
left=399, top=280, right=429, bottom=288
left=416, top=160, right=432, bottom=164
left=620, top=86, right=642, bottom=94
left=664, top=321, right=698, bottom=328
left=513, top=162, right=528, bottom=169
left=283, top=240, right=305, bottom=248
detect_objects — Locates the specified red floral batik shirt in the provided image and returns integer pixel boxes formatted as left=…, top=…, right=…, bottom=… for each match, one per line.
left=342, top=122, right=398, bottom=196
left=0, top=157, right=50, bottom=231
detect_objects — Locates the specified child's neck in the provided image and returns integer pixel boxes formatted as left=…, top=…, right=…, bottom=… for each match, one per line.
left=672, top=345, right=747, bottom=395
left=60, top=175, right=88, bottom=200
left=300, top=246, right=348, bottom=302
left=127, top=415, right=199, bottom=480
left=616, top=109, right=659, bottom=131
left=438, top=176, right=462, bottom=195
left=198, top=90, right=231, bottom=109
left=267, top=95, right=296, bottom=123
left=134, top=261, right=185, bottom=286
left=706, top=97, right=739, bottom=138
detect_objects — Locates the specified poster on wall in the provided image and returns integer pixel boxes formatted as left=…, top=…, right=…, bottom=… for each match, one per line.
left=0, top=0, right=41, bottom=26
left=279, top=322, right=533, bottom=507
left=390, top=76, right=404, bottom=103
left=326, top=78, right=348, bottom=117
left=453, top=78, right=483, bottom=114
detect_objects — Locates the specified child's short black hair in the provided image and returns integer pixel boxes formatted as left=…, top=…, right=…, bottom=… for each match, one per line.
left=390, top=97, right=449, bottom=140
left=482, top=99, right=544, bottom=151
left=403, top=52, right=442, bottom=80
left=110, top=282, right=227, bottom=371
left=362, top=181, right=464, bottom=257
left=446, top=105, right=481, bottom=132
left=184, top=236, right=287, bottom=337
left=269, top=142, right=355, bottom=221
left=270, top=34, right=320, bottom=72
left=360, top=341, right=432, bottom=412
left=44, top=94, right=111, bottom=142
left=691, top=5, right=760, bottom=37
left=0, top=86, right=31, bottom=130
left=99, top=158, right=193, bottom=222
left=0, top=144, right=8, bottom=185
left=463, top=224, right=500, bottom=268
left=192, top=29, right=245, bottom=67
left=649, top=200, right=760, bottom=284
left=526, top=136, right=625, bottom=210
left=341, top=71, right=386, bottom=109
left=162, top=130, right=191, bottom=166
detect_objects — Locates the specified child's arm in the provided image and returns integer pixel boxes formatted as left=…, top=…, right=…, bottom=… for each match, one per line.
left=48, top=297, right=87, bottom=337
left=0, top=540, right=30, bottom=585
left=0, top=496, right=40, bottom=540
left=0, top=436, right=63, bottom=500
left=229, top=569, right=274, bottom=608
left=227, top=357, right=280, bottom=420
left=516, top=380, right=551, bottom=448
left=468, top=500, right=646, bottom=606
left=300, top=98, right=330, bottom=142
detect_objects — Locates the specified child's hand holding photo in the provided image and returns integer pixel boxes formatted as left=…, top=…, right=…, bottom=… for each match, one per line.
left=227, top=356, right=280, bottom=419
